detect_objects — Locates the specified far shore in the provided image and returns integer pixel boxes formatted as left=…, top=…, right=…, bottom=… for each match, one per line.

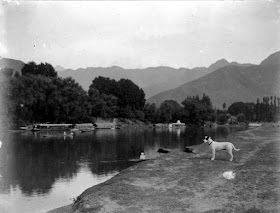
left=49, top=124, right=280, bottom=213
left=4, top=116, right=276, bottom=131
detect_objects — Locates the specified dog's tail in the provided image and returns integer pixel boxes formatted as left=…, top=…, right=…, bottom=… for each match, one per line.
left=232, top=144, right=240, bottom=151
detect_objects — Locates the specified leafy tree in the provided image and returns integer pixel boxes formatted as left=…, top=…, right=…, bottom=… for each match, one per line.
left=144, top=103, right=157, bottom=123
left=89, top=77, right=146, bottom=119
left=22, top=62, right=57, bottom=78
left=202, top=93, right=212, bottom=108
left=118, top=78, right=146, bottom=111
left=54, top=77, right=90, bottom=123
left=88, top=87, right=102, bottom=118
left=236, top=113, right=246, bottom=122
left=90, top=76, right=119, bottom=97
left=217, top=113, right=228, bottom=124
left=119, top=105, right=134, bottom=119
left=158, top=100, right=182, bottom=123
left=228, top=102, right=247, bottom=116
left=5, top=72, right=90, bottom=124
left=7, top=75, right=47, bottom=122
left=180, top=94, right=214, bottom=125
left=228, top=102, right=255, bottom=122
left=255, top=98, right=261, bottom=121
left=222, top=103, right=227, bottom=110
left=99, top=94, right=118, bottom=118
left=134, top=110, right=145, bottom=121
left=181, top=99, right=207, bottom=125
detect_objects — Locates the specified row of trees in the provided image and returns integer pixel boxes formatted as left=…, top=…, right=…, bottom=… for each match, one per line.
left=145, top=94, right=214, bottom=125
left=88, top=77, right=145, bottom=119
left=227, top=96, right=280, bottom=123
left=1, top=62, right=146, bottom=125
left=1, top=61, right=279, bottom=127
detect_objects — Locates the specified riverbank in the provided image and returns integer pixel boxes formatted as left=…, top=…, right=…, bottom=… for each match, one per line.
left=49, top=125, right=280, bottom=213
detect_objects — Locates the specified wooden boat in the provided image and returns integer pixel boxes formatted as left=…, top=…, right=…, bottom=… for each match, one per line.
left=72, top=123, right=95, bottom=132
left=81, top=128, right=94, bottom=132
left=37, top=123, right=72, bottom=130
left=171, top=120, right=186, bottom=128
left=70, top=128, right=80, bottom=132
left=19, top=125, right=33, bottom=130
left=154, top=123, right=169, bottom=128
left=19, top=125, right=40, bottom=131
left=248, top=123, right=262, bottom=127
left=94, top=122, right=116, bottom=129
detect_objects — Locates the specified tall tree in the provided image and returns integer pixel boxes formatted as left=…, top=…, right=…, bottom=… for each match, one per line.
left=90, top=76, right=119, bottom=97
left=158, top=100, right=182, bottom=123
left=222, top=103, right=227, bottom=111
left=22, top=62, right=57, bottom=77
left=144, top=103, right=158, bottom=123
left=181, top=99, right=207, bottom=125
left=118, top=78, right=146, bottom=111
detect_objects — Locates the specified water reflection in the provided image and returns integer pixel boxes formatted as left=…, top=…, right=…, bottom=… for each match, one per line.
left=0, top=125, right=247, bottom=212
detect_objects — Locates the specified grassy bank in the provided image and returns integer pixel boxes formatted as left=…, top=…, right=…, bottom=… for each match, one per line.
left=49, top=125, right=280, bottom=213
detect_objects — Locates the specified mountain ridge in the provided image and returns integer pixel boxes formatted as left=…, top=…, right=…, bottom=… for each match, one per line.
left=1, top=51, right=278, bottom=109
left=54, top=65, right=66, bottom=72
left=58, top=58, right=252, bottom=98
left=0, top=58, right=25, bottom=75
left=147, top=51, right=280, bottom=108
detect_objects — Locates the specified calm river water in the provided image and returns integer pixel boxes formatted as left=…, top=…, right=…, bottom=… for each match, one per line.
left=0, top=125, right=246, bottom=213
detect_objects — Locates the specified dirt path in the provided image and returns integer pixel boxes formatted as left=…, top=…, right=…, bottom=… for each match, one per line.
left=49, top=125, right=280, bottom=213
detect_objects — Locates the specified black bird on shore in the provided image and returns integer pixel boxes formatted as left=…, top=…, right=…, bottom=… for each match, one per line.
left=157, top=148, right=169, bottom=153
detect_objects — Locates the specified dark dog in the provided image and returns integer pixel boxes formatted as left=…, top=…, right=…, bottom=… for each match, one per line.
left=184, top=147, right=194, bottom=153
left=157, top=148, right=169, bottom=153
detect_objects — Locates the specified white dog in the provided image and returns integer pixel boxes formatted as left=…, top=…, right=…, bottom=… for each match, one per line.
left=203, top=136, right=240, bottom=161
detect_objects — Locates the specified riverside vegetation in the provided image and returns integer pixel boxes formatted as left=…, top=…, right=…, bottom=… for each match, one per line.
left=49, top=124, right=280, bottom=213
left=0, top=61, right=279, bottom=129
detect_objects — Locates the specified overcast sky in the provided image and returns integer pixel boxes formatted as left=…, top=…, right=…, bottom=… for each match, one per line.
left=1, top=0, right=279, bottom=69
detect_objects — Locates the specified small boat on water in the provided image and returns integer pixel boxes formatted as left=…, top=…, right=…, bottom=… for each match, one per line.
left=19, top=124, right=40, bottom=131
left=37, top=123, right=72, bottom=130
left=71, top=123, right=95, bottom=132
left=94, top=122, right=117, bottom=129
left=171, top=120, right=186, bottom=128
left=80, top=128, right=94, bottom=132
left=154, top=123, right=169, bottom=128
left=248, top=123, right=263, bottom=127
left=19, top=125, right=33, bottom=130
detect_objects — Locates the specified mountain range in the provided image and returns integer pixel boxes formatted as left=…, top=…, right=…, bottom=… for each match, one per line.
left=57, top=59, right=253, bottom=98
left=54, top=65, right=66, bottom=72
left=1, top=51, right=278, bottom=109
left=148, top=51, right=280, bottom=108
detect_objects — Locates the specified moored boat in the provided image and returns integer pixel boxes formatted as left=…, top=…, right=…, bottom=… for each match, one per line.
left=19, top=125, right=34, bottom=130
left=248, top=123, right=263, bottom=127
left=72, top=123, right=95, bottom=132
left=37, top=123, right=72, bottom=130
left=171, top=120, right=186, bottom=128
left=19, top=124, right=40, bottom=131
left=94, top=122, right=117, bottom=129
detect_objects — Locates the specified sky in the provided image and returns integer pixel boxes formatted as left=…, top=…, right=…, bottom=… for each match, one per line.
left=1, top=0, right=280, bottom=69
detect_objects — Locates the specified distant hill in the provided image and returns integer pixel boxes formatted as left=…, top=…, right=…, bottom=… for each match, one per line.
left=260, top=51, right=280, bottom=66
left=54, top=65, right=66, bottom=72
left=58, top=59, right=251, bottom=98
left=147, top=51, right=280, bottom=108
left=0, top=57, right=25, bottom=76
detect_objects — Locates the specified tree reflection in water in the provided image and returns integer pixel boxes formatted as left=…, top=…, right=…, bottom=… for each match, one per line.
left=0, top=125, right=247, bottom=212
